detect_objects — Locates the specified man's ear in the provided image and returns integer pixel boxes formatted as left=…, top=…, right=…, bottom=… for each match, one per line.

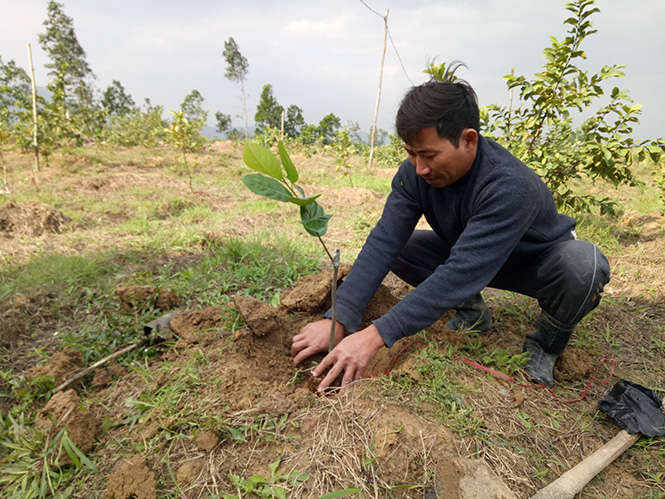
left=462, top=128, right=478, bottom=150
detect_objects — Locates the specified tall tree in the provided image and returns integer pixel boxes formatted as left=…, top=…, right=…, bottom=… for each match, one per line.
left=180, top=89, right=208, bottom=124
left=222, top=37, right=249, bottom=139
left=39, top=1, right=94, bottom=109
left=254, top=84, right=283, bottom=134
left=317, top=113, right=341, bottom=145
left=101, top=80, right=135, bottom=117
left=0, top=56, right=32, bottom=124
left=284, top=104, right=305, bottom=138
left=215, top=111, right=232, bottom=134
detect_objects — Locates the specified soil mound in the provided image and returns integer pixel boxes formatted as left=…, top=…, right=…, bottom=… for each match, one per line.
left=107, top=455, right=157, bottom=499
left=25, top=348, right=85, bottom=387
left=0, top=201, right=71, bottom=237
left=35, top=389, right=99, bottom=465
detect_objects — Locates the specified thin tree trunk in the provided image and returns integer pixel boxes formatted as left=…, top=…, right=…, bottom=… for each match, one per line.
left=26, top=42, right=40, bottom=172
left=368, top=9, right=388, bottom=169
left=241, top=80, right=249, bottom=139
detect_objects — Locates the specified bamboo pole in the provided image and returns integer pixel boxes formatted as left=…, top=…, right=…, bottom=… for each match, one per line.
left=26, top=43, right=40, bottom=172
left=281, top=109, right=285, bottom=141
left=368, top=9, right=388, bottom=169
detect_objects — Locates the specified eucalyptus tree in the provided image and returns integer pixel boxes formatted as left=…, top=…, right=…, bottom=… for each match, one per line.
left=39, top=1, right=98, bottom=140
left=223, top=37, right=249, bottom=138
left=39, top=1, right=94, bottom=110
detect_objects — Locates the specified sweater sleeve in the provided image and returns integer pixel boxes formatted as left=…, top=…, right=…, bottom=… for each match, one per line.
left=324, top=162, right=423, bottom=333
left=373, top=172, right=541, bottom=347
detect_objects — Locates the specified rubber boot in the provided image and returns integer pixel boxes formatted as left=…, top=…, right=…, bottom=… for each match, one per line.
left=445, top=294, right=493, bottom=333
left=522, top=312, right=575, bottom=387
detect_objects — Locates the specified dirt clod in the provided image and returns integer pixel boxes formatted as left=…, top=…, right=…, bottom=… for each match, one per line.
left=195, top=430, right=220, bottom=452
left=36, top=389, right=98, bottom=465
left=169, top=307, right=226, bottom=342
left=280, top=265, right=351, bottom=313
left=25, top=348, right=84, bottom=387
left=156, top=288, right=180, bottom=310
left=554, top=346, right=593, bottom=382
left=107, top=455, right=157, bottom=499
left=234, top=295, right=286, bottom=336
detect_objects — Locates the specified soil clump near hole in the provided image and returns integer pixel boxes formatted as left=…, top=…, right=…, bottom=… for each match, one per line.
left=0, top=201, right=72, bottom=237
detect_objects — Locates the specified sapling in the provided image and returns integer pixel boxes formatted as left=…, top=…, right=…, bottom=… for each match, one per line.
left=241, top=140, right=340, bottom=353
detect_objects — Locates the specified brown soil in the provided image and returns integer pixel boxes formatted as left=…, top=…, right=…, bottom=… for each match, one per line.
left=107, top=455, right=157, bottom=499
left=64, top=272, right=600, bottom=498
left=35, top=389, right=99, bottom=466
left=0, top=201, right=72, bottom=237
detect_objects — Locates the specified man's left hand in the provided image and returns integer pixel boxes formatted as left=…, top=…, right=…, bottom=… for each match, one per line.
left=312, top=324, right=386, bottom=392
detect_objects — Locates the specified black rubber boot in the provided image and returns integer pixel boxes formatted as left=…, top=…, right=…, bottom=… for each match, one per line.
left=445, top=294, right=493, bottom=333
left=522, top=312, right=575, bottom=387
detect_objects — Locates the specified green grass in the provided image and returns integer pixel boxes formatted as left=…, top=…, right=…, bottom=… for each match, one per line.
left=0, top=252, right=116, bottom=302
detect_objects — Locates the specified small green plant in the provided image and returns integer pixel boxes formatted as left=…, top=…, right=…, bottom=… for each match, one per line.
left=241, top=140, right=340, bottom=352
left=225, top=456, right=309, bottom=499
left=0, top=372, right=54, bottom=415
left=166, top=109, right=204, bottom=192
left=333, top=129, right=354, bottom=186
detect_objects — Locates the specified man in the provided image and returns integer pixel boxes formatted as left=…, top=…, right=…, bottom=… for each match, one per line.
left=291, top=70, right=610, bottom=391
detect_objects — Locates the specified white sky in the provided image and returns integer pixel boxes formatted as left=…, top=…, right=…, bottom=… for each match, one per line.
left=1, top=0, right=664, bottom=140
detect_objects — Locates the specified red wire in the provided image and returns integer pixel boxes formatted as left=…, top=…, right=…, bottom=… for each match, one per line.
left=383, top=339, right=616, bottom=404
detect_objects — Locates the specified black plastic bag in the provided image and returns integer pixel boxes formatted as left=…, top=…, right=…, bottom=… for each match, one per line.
left=598, top=379, right=665, bottom=437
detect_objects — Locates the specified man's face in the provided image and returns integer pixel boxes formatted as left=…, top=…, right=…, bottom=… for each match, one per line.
left=404, top=126, right=478, bottom=188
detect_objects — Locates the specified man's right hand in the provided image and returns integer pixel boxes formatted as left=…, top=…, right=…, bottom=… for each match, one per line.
left=291, top=318, right=345, bottom=365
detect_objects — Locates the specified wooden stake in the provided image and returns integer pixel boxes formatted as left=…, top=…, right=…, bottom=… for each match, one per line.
left=281, top=109, right=285, bottom=141
left=368, top=9, right=388, bottom=169
left=26, top=43, right=40, bottom=172
left=506, top=66, right=514, bottom=136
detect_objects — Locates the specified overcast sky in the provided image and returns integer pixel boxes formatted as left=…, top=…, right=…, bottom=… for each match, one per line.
left=1, top=0, right=663, bottom=140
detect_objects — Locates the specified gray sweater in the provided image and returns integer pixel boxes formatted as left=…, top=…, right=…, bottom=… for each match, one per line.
left=327, top=135, right=576, bottom=348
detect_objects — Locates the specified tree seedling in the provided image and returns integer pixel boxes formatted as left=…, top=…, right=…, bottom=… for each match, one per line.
left=241, top=140, right=341, bottom=353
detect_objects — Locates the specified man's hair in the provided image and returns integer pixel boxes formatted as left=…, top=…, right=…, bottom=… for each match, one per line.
left=395, top=62, right=480, bottom=148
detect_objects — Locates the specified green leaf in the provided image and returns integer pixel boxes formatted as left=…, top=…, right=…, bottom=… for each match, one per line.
left=278, top=141, right=298, bottom=183
left=243, top=142, right=282, bottom=179
left=242, top=174, right=292, bottom=203
left=289, top=194, right=321, bottom=206
left=268, top=457, right=281, bottom=477
left=300, top=201, right=331, bottom=237
left=317, top=488, right=362, bottom=499
left=63, top=436, right=98, bottom=472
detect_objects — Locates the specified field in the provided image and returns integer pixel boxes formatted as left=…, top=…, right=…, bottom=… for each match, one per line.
left=1, top=141, right=664, bottom=499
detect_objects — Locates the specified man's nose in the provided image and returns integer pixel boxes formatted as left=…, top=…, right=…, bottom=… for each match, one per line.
left=415, top=158, right=430, bottom=176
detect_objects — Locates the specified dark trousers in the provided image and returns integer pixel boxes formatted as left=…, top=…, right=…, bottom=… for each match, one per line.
left=391, top=230, right=611, bottom=328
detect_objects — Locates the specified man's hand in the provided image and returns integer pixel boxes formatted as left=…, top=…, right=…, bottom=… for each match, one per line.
left=312, top=324, right=386, bottom=392
left=291, top=319, right=345, bottom=366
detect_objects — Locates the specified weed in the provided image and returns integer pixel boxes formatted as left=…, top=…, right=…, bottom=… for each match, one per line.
left=0, top=371, right=54, bottom=415
left=226, top=456, right=309, bottom=499
left=0, top=414, right=97, bottom=498
left=216, top=413, right=292, bottom=445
